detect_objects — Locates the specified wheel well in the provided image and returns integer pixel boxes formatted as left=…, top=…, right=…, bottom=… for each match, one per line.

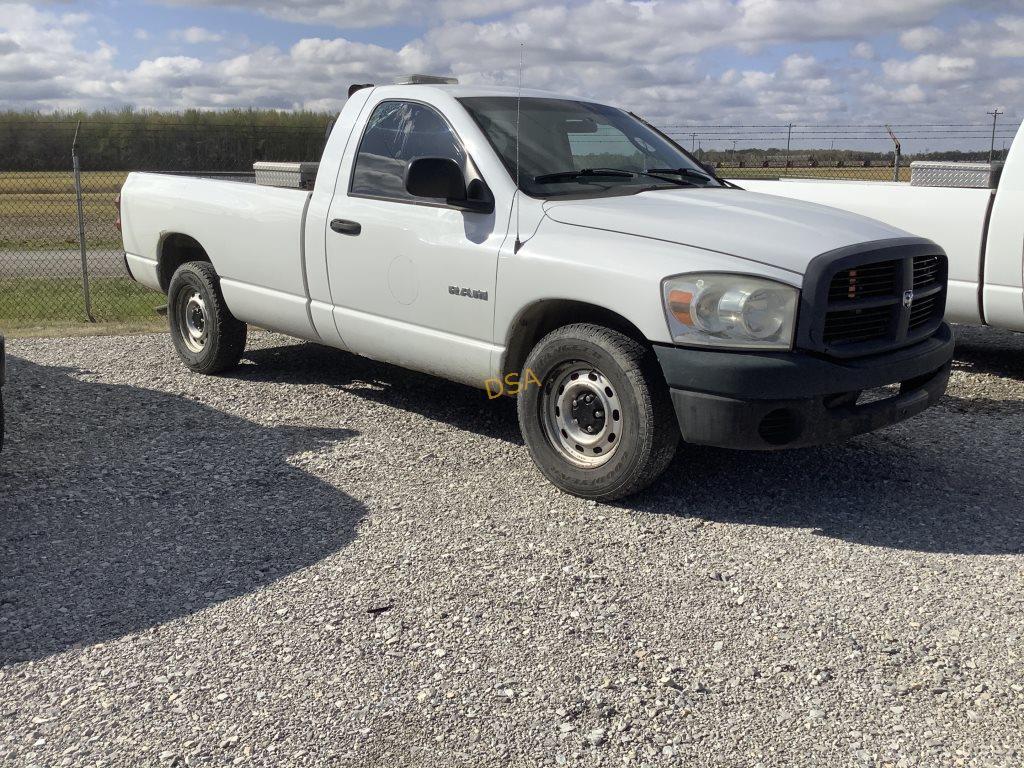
left=502, top=300, right=650, bottom=378
left=158, top=233, right=210, bottom=292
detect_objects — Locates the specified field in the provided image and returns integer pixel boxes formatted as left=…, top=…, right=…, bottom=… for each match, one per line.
left=0, top=171, right=160, bottom=331
left=0, top=166, right=905, bottom=333
left=0, top=166, right=904, bottom=252
left=0, top=171, right=126, bottom=251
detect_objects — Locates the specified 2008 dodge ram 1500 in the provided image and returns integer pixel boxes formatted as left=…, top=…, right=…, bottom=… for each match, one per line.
left=119, top=76, right=955, bottom=500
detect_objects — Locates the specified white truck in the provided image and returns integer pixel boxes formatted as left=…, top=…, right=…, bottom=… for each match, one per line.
left=119, top=77, right=955, bottom=500
left=742, top=125, right=1024, bottom=334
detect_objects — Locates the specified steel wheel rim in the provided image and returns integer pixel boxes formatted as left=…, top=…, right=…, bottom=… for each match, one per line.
left=540, top=363, right=622, bottom=468
left=176, top=288, right=209, bottom=353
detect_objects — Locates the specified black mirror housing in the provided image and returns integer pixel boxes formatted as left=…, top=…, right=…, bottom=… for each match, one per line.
left=406, top=157, right=466, bottom=200
left=405, top=157, right=494, bottom=214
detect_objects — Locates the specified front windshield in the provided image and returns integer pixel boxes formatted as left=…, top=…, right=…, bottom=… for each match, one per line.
left=459, top=96, right=719, bottom=197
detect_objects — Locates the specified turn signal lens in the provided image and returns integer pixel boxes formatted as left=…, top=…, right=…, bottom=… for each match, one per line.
left=667, top=289, right=694, bottom=326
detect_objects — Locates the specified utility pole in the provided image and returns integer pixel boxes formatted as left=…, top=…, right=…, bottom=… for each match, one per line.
left=691, top=132, right=697, bottom=153
left=785, top=122, right=793, bottom=167
left=987, top=108, right=1002, bottom=163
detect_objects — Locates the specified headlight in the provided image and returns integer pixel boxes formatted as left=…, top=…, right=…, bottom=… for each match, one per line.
left=662, top=273, right=798, bottom=350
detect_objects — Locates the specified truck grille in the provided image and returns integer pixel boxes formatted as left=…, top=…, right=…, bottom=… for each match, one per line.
left=797, top=242, right=947, bottom=358
left=912, top=254, right=941, bottom=290
left=827, top=260, right=899, bottom=302
left=823, top=304, right=893, bottom=344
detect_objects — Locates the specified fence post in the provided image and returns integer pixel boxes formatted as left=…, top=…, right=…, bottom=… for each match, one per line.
left=886, top=125, right=902, bottom=182
left=71, top=121, right=95, bottom=322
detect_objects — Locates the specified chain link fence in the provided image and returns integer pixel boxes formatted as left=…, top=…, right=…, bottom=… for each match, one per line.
left=666, top=120, right=1020, bottom=182
left=1, top=118, right=1017, bottom=330
left=0, top=119, right=328, bottom=330
left=717, top=160, right=909, bottom=182
left=0, top=167, right=146, bottom=327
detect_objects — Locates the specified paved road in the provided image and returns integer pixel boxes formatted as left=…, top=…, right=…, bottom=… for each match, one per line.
left=1, top=327, right=1022, bottom=766
left=0, top=249, right=127, bottom=278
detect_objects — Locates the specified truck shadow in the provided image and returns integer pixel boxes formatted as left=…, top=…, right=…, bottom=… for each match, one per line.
left=951, top=324, right=1024, bottom=382
left=0, top=358, right=365, bottom=666
left=235, top=341, right=522, bottom=445
left=235, top=338, right=1023, bottom=557
left=636, top=397, right=1023, bottom=555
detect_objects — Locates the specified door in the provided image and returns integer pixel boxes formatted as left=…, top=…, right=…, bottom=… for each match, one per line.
left=325, top=100, right=506, bottom=385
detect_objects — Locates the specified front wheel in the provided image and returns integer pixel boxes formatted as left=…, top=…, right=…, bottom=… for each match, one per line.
left=518, top=323, right=679, bottom=501
left=168, top=261, right=247, bottom=375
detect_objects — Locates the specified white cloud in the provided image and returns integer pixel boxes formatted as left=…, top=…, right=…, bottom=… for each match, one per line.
left=157, top=0, right=538, bottom=29
left=780, top=54, right=821, bottom=79
left=882, top=53, right=976, bottom=84
left=175, top=26, right=224, bottom=45
left=861, top=81, right=928, bottom=106
left=899, top=26, right=944, bottom=52
left=959, top=16, right=1024, bottom=58
left=1, top=0, right=1022, bottom=146
left=851, top=42, right=875, bottom=60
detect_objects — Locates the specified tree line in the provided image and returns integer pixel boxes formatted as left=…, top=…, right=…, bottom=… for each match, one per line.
left=0, top=108, right=333, bottom=172
left=0, top=108, right=1002, bottom=172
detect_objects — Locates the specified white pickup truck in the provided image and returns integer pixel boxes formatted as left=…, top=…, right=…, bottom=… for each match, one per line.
left=119, top=77, right=955, bottom=500
left=742, top=125, right=1024, bottom=333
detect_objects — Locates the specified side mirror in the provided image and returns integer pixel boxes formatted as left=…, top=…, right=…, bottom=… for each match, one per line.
left=405, top=157, right=494, bottom=213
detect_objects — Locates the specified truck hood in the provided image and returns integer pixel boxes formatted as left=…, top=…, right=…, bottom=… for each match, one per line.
left=542, top=188, right=910, bottom=275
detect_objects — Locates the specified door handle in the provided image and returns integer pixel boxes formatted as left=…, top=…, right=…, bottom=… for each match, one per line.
left=330, top=219, right=362, bottom=236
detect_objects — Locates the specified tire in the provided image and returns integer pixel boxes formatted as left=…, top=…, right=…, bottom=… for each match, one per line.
left=167, top=261, right=247, bottom=375
left=518, top=323, right=679, bottom=501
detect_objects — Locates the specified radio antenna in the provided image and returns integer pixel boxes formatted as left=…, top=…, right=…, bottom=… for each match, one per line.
left=514, top=42, right=524, bottom=254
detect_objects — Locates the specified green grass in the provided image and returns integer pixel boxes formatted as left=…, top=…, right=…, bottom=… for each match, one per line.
left=0, top=171, right=127, bottom=194
left=0, top=277, right=165, bottom=331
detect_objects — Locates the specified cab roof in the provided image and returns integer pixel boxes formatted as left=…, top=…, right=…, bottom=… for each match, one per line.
left=358, top=82, right=584, bottom=102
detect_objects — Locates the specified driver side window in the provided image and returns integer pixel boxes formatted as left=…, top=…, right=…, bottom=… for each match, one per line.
left=351, top=101, right=469, bottom=203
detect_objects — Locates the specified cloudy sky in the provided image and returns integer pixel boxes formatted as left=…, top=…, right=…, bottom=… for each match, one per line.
left=2, top=1, right=1022, bottom=151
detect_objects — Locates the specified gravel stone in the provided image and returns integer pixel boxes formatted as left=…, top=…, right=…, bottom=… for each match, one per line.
left=0, top=325, right=1023, bottom=766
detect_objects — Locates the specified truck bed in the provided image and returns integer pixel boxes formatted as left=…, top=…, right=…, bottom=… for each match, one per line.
left=121, top=172, right=315, bottom=338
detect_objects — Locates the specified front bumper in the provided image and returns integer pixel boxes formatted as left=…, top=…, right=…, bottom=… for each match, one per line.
left=654, top=323, right=954, bottom=450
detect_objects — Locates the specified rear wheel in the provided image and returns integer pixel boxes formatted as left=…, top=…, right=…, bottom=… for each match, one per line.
left=168, top=261, right=247, bottom=374
left=518, top=323, right=679, bottom=501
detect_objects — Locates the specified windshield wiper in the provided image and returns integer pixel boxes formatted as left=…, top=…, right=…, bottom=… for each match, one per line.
left=646, top=167, right=714, bottom=183
left=532, top=167, right=712, bottom=190
left=533, top=168, right=636, bottom=184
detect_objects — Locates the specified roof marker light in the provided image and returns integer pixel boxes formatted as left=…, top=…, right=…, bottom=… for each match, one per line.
left=393, top=74, right=459, bottom=85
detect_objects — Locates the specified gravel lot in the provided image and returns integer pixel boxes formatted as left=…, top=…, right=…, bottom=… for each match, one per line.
left=1, top=326, right=1022, bottom=767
